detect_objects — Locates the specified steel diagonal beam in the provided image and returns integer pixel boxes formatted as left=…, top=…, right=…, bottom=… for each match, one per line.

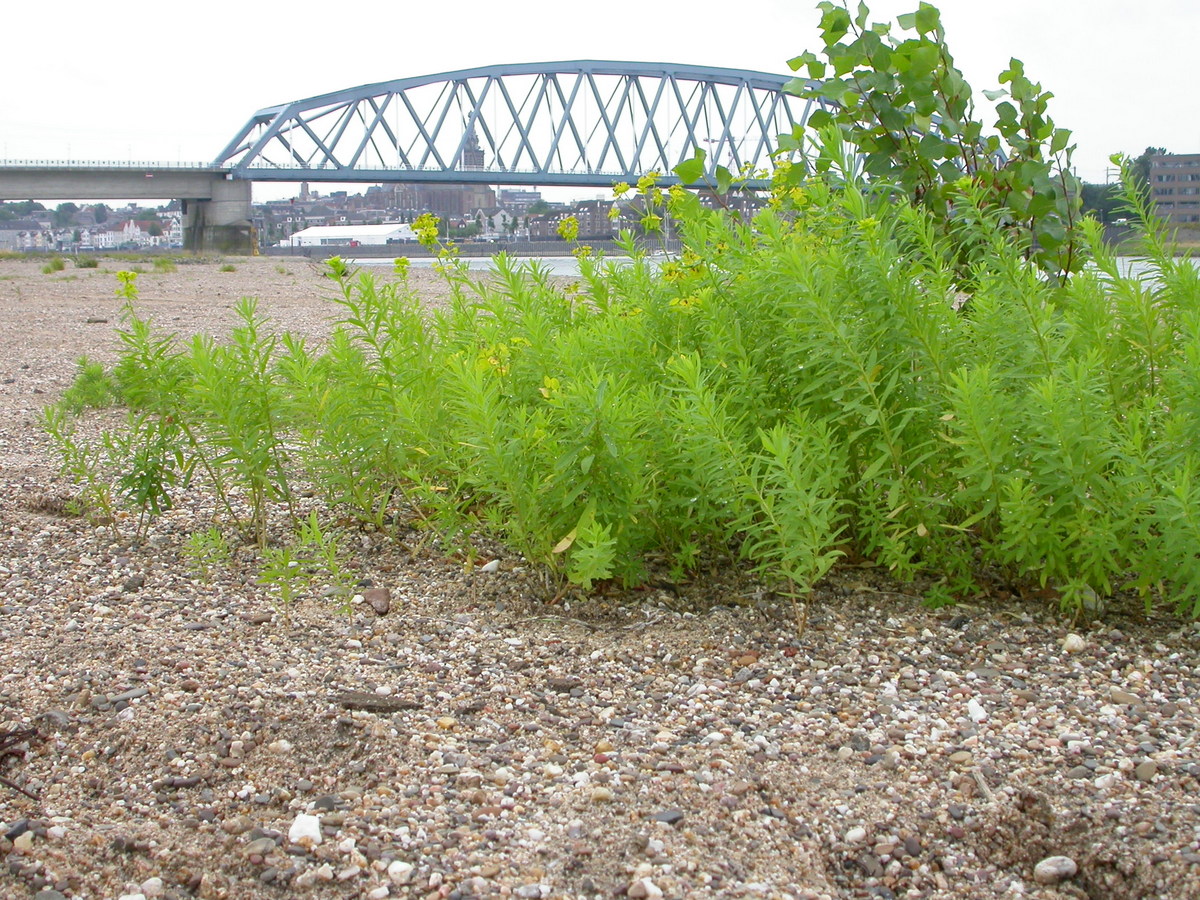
left=670, top=77, right=707, bottom=164
left=425, top=81, right=468, bottom=170
left=494, top=76, right=539, bottom=171
left=397, top=85, right=448, bottom=170
left=465, top=77, right=504, bottom=169
left=449, top=76, right=497, bottom=171
left=293, top=105, right=352, bottom=168
left=346, top=94, right=394, bottom=169
left=369, top=94, right=407, bottom=168
left=325, top=100, right=366, bottom=166
left=745, top=86, right=783, bottom=169
left=588, top=73, right=632, bottom=175
left=712, top=81, right=745, bottom=172
left=544, top=72, right=589, bottom=174
left=629, top=75, right=670, bottom=174
left=517, top=74, right=555, bottom=173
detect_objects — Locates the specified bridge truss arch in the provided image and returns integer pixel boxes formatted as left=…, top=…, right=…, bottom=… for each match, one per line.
left=214, top=61, right=827, bottom=188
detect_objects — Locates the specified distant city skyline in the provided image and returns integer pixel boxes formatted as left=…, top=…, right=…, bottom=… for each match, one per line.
left=3, top=1, right=1197, bottom=202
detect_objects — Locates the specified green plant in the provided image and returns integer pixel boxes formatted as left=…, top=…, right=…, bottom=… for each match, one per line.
left=257, top=512, right=351, bottom=612
left=75, top=257, right=99, bottom=269
left=153, top=258, right=177, bottom=273
left=182, top=526, right=232, bottom=580
left=219, top=263, right=237, bottom=273
left=785, top=1, right=1084, bottom=282
left=59, top=356, right=120, bottom=414
left=40, top=405, right=117, bottom=528
left=42, top=257, right=66, bottom=274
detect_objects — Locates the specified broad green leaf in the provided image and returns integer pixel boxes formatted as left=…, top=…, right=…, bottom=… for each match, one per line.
left=673, top=149, right=707, bottom=185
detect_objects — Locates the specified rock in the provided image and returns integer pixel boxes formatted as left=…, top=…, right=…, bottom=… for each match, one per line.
left=363, top=587, right=390, bottom=615
left=967, top=698, right=987, bottom=723
left=1135, top=760, right=1158, bottom=782
left=479, top=559, right=501, bottom=573
left=288, top=813, right=322, bottom=847
left=140, top=877, right=165, bottom=898
left=649, top=808, right=685, bottom=825
left=591, top=786, right=614, bottom=802
left=1061, top=633, right=1087, bottom=654
left=387, top=860, right=414, bottom=884
left=845, top=826, right=868, bottom=843
left=122, top=574, right=145, bottom=592
left=1034, top=855, right=1078, bottom=885
left=221, top=815, right=252, bottom=835
left=949, top=750, right=973, bottom=765
left=1067, top=765, right=1092, bottom=780
left=627, top=878, right=663, bottom=899
left=244, top=837, right=277, bottom=857
left=34, top=892, right=69, bottom=900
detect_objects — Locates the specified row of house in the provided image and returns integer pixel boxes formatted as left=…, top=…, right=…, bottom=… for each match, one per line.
left=0, top=214, right=184, bottom=252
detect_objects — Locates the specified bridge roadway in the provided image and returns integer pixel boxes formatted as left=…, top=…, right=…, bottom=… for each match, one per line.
left=0, top=162, right=252, bottom=253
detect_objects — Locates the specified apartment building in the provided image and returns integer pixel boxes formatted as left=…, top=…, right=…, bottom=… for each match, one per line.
left=1149, top=153, right=1200, bottom=224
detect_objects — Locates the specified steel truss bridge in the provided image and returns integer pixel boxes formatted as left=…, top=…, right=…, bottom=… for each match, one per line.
left=214, top=61, right=827, bottom=188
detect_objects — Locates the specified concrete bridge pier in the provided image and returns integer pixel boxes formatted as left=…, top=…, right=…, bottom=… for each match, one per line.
left=182, top=179, right=254, bottom=254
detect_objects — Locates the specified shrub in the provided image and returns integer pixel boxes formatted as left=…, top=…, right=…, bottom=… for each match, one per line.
left=75, top=257, right=99, bottom=269
left=41, top=257, right=66, bottom=274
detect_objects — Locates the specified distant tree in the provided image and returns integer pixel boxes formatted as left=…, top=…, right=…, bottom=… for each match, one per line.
left=53, top=202, right=80, bottom=227
left=73, top=229, right=82, bottom=243
left=92, top=204, right=109, bottom=224
left=1129, top=146, right=1168, bottom=197
left=526, top=199, right=552, bottom=215
left=147, top=222, right=164, bottom=237
left=1081, top=182, right=1122, bottom=223
left=0, top=200, right=46, bottom=222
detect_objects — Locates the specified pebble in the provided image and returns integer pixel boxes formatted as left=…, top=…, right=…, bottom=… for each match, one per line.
left=1061, top=633, right=1087, bottom=653
left=1033, top=855, right=1078, bottom=884
left=288, top=813, right=322, bottom=847
left=387, top=860, right=414, bottom=884
left=627, top=877, right=664, bottom=899
left=1135, top=760, right=1159, bottom=782
left=845, top=826, right=868, bottom=843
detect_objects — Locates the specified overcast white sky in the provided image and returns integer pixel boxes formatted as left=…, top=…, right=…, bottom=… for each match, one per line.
left=2, top=0, right=1195, bottom=202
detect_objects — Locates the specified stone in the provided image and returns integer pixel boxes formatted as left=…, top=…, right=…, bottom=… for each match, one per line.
left=1061, top=634, right=1087, bottom=654
left=363, top=587, right=390, bottom=615
left=967, top=698, right=987, bottom=723
left=627, top=878, right=664, bottom=899
left=1034, top=855, right=1078, bottom=885
left=1135, top=760, right=1158, bottom=782
left=845, top=826, right=868, bottom=843
left=649, top=808, right=685, bottom=825
left=244, top=837, right=277, bottom=857
left=387, top=860, right=414, bottom=884
left=288, top=813, right=322, bottom=847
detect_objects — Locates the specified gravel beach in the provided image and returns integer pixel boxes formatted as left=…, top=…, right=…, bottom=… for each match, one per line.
left=0, top=255, right=1198, bottom=900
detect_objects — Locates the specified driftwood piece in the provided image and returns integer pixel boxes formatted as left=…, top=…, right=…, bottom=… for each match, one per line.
left=334, top=691, right=423, bottom=713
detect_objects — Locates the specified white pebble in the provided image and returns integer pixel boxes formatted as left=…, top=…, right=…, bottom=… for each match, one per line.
left=1061, top=633, right=1087, bottom=653
left=845, top=826, right=868, bottom=843
left=967, top=698, right=987, bottom=723
left=387, top=860, right=415, bottom=884
left=1034, top=855, right=1078, bottom=884
left=288, top=813, right=323, bottom=847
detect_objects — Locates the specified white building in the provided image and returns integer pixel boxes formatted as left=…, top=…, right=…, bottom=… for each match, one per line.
left=287, top=223, right=417, bottom=248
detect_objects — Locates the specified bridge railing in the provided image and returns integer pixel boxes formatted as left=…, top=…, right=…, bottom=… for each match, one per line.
left=0, top=159, right=224, bottom=170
